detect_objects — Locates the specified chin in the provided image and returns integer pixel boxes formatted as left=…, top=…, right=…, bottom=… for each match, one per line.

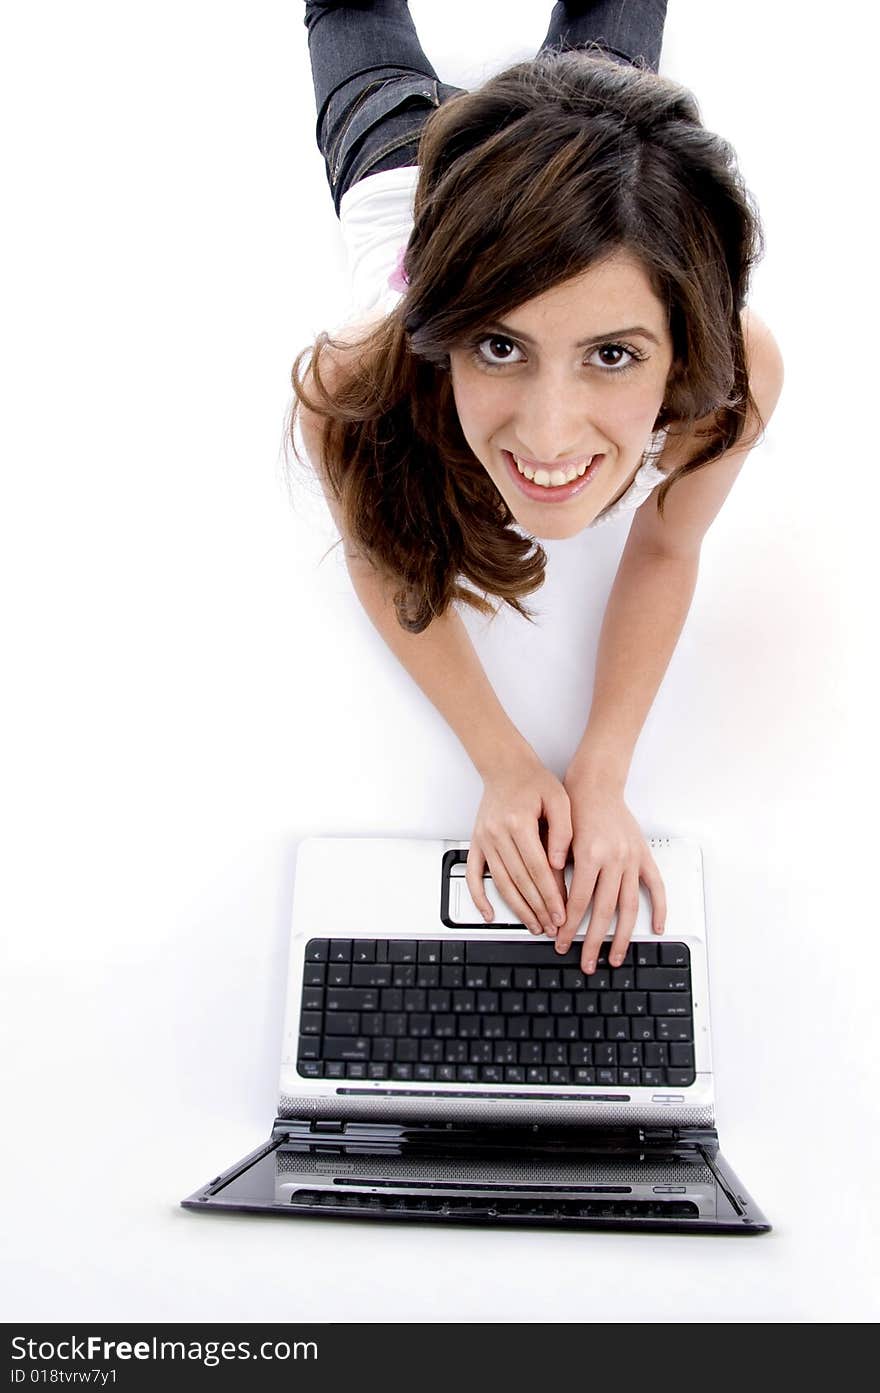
left=512, top=509, right=594, bottom=542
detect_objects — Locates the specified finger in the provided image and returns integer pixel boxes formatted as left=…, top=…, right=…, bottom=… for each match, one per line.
left=520, top=831, right=567, bottom=935
left=555, top=854, right=600, bottom=954
left=581, top=866, right=622, bottom=973
left=484, top=843, right=546, bottom=935
left=542, top=795, right=573, bottom=925
left=641, top=854, right=667, bottom=935
left=498, top=832, right=558, bottom=933
left=466, top=843, right=494, bottom=922
left=609, top=868, right=640, bottom=965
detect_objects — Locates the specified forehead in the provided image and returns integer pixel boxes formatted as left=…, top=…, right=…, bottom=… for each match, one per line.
left=502, top=250, right=667, bottom=337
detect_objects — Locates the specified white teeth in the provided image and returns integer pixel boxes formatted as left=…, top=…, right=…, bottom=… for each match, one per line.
left=513, top=453, right=593, bottom=488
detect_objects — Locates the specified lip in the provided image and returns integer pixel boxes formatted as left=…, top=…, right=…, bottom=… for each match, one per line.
left=502, top=450, right=604, bottom=503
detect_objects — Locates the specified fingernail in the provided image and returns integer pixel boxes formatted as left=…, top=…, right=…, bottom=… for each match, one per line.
left=555, top=939, right=567, bottom=954
left=611, top=954, right=622, bottom=966
left=545, top=925, right=556, bottom=939
left=585, top=960, right=596, bottom=974
left=654, top=923, right=664, bottom=935
left=552, top=912, right=564, bottom=926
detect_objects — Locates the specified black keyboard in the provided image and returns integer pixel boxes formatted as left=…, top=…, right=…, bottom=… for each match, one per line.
left=296, top=938, right=695, bottom=1088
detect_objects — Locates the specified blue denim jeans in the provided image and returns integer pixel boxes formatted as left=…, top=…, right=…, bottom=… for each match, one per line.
left=304, top=1, right=668, bottom=214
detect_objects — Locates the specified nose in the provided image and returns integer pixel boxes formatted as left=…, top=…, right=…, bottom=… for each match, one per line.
left=513, top=375, right=598, bottom=464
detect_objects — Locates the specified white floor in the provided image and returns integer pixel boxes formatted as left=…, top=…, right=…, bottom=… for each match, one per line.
left=3, top=0, right=879, bottom=1323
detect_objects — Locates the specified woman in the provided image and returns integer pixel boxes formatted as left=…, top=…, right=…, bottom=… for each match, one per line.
left=288, top=0, right=784, bottom=975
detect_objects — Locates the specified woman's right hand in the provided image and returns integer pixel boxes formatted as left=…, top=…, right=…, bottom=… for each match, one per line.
left=466, top=752, right=572, bottom=936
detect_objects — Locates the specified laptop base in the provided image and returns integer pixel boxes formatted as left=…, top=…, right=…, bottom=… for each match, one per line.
left=182, top=1118, right=770, bottom=1234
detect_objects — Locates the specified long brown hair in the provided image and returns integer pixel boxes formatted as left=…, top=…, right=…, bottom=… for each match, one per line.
left=287, top=48, right=765, bottom=633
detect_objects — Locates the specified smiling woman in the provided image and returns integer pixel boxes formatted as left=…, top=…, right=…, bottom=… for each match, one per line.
left=287, top=0, right=783, bottom=967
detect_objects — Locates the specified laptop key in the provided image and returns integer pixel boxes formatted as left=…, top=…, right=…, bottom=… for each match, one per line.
left=619, top=1069, right=641, bottom=1085
left=573, top=1067, right=596, bottom=1083
left=327, top=988, right=376, bottom=1011
left=414, top=1064, right=434, bottom=1080
left=636, top=968, right=690, bottom=991
left=391, top=1063, right=413, bottom=1079
left=346, top=1062, right=366, bottom=1077
left=480, top=1066, right=503, bottom=1083
left=322, top=1037, right=370, bottom=1061
left=300, top=1012, right=322, bottom=1035
left=328, top=941, right=352, bottom=962
left=297, top=1061, right=321, bottom=1076
left=304, top=965, right=325, bottom=986
left=325, top=1011, right=360, bottom=1035
left=325, top=1061, right=345, bottom=1077
left=666, top=1068, right=695, bottom=1087
left=504, top=1066, right=525, bottom=1083
left=597, top=1069, right=618, bottom=1084
left=368, top=1063, right=388, bottom=1078
left=352, top=942, right=376, bottom=963
left=526, top=1067, right=548, bottom=1083
left=371, top=1039, right=394, bottom=1061
left=670, top=1043, right=695, bottom=1067
left=389, top=941, right=417, bottom=963
left=555, top=1018, right=579, bottom=1040
left=297, top=1035, right=319, bottom=1059
left=436, top=1065, right=456, bottom=1082
left=305, top=940, right=328, bottom=962
left=659, top=943, right=690, bottom=967
left=549, top=1067, right=571, bottom=1084
left=655, top=1021, right=692, bottom=1045
left=352, top=964, right=392, bottom=987
left=649, top=993, right=691, bottom=1016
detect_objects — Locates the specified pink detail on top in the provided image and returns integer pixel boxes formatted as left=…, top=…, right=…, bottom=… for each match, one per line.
left=387, top=243, right=410, bottom=293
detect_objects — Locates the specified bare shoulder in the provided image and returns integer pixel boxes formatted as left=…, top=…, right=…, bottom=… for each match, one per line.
left=740, top=306, right=785, bottom=422
left=658, top=307, right=784, bottom=476
left=296, top=325, right=368, bottom=473
left=626, top=308, right=784, bottom=558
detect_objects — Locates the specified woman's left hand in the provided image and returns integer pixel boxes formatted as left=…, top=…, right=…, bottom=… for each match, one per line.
left=553, top=762, right=666, bottom=974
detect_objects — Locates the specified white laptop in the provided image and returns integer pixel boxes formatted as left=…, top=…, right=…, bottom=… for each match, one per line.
left=182, top=835, right=770, bottom=1233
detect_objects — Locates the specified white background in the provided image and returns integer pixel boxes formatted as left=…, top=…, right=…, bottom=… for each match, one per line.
left=3, top=0, right=879, bottom=1323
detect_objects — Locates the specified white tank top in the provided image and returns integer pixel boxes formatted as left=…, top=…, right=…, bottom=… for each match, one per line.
left=337, top=166, right=668, bottom=527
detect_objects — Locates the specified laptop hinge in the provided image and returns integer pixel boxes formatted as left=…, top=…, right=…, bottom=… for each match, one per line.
left=273, top=1118, right=718, bottom=1152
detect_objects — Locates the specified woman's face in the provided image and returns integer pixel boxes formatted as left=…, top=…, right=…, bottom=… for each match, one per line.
left=448, top=250, right=675, bottom=540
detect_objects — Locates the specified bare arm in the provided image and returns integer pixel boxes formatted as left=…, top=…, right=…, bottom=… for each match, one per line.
left=346, top=559, right=533, bottom=779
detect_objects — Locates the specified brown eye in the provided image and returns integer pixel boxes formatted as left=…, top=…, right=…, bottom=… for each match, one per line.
left=473, top=336, right=525, bottom=367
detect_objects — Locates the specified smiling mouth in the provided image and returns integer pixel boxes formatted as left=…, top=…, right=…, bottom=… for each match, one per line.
left=511, top=452, right=598, bottom=486
left=501, top=449, right=605, bottom=502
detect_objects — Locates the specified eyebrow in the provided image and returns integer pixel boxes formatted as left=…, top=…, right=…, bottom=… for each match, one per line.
left=487, top=320, right=661, bottom=348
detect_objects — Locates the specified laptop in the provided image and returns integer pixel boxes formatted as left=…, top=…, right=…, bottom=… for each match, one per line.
left=182, top=835, right=770, bottom=1233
